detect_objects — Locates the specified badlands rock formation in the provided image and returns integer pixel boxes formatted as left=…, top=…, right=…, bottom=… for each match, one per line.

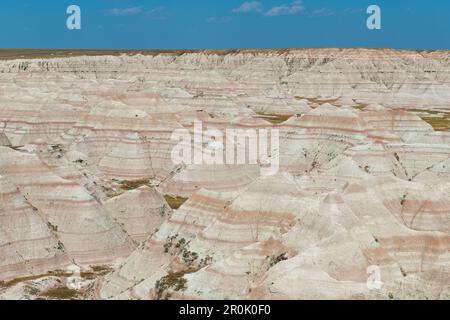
left=0, top=49, right=449, bottom=300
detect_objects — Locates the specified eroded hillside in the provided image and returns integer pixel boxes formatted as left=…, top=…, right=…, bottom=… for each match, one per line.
left=0, top=49, right=449, bottom=300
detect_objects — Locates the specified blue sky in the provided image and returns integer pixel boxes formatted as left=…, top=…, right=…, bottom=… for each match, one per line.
left=0, top=0, right=449, bottom=49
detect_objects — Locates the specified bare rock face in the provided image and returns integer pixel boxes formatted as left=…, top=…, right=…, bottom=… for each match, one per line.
left=0, top=133, right=10, bottom=147
left=0, top=49, right=449, bottom=300
left=0, top=175, right=70, bottom=280
left=0, top=146, right=136, bottom=268
left=104, top=186, right=170, bottom=243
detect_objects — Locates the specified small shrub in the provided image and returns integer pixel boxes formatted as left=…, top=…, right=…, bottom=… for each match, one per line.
left=175, top=238, right=187, bottom=249
left=198, top=255, right=213, bottom=268
left=269, top=253, right=288, bottom=268
left=400, top=194, right=407, bottom=206
left=400, top=267, right=407, bottom=277
left=394, top=152, right=400, bottom=162
left=163, top=234, right=180, bottom=254
left=47, top=222, right=58, bottom=232
left=56, top=241, right=65, bottom=251
left=182, top=250, right=199, bottom=265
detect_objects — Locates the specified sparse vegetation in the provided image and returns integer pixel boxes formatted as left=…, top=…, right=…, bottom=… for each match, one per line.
left=119, top=178, right=149, bottom=190
left=174, top=237, right=187, bottom=249
left=163, top=235, right=212, bottom=268
left=164, top=195, right=188, bottom=210
left=198, top=255, right=213, bottom=268
left=182, top=250, right=199, bottom=266
left=10, top=145, right=24, bottom=151
left=400, top=194, right=407, bottom=206
left=159, top=204, right=168, bottom=217
left=79, top=272, right=96, bottom=280
left=0, top=272, right=71, bottom=288
left=104, top=179, right=152, bottom=198
left=39, top=286, right=80, bottom=299
left=90, top=265, right=113, bottom=274
left=163, top=234, right=180, bottom=253
left=105, top=189, right=124, bottom=198
left=294, top=96, right=340, bottom=107
left=254, top=112, right=292, bottom=124
left=420, top=116, right=450, bottom=131
left=294, top=96, right=370, bottom=111
left=81, top=265, right=113, bottom=279
left=352, top=102, right=369, bottom=111
left=408, top=109, right=450, bottom=131
left=56, top=241, right=65, bottom=251
left=400, top=267, right=407, bottom=277
left=268, top=253, right=288, bottom=268
left=155, top=268, right=199, bottom=300
left=1, top=275, right=49, bottom=287
left=50, top=144, right=63, bottom=151
left=0, top=265, right=112, bottom=296
left=47, top=221, right=58, bottom=232
left=24, top=285, right=40, bottom=295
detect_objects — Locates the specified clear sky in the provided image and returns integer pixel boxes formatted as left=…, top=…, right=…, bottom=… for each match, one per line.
left=1, top=0, right=449, bottom=50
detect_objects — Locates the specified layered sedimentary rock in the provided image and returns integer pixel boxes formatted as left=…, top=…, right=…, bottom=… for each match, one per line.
left=0, top=175, right=70, bottom=280
left=0, top=49, right=449, bottom=300
left=104, top=186, right=170, bottom=243
left=0, top=147, right=135, bottom=267
left=0, top=133, right=10, bottom=146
